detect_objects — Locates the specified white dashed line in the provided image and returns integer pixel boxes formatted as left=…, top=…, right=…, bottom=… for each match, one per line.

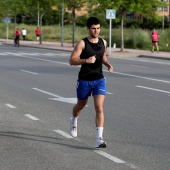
left=129, top=64, right=148, bottom=68
left=136, top=85, right=170, bottom=94
left=20, top=69, right=38, bottom=75
left=32, top=88, right=60, bottom=97
left=113, top=71, right=170, bottom=84
left=5, top=104, right=16, bottom=108
left=103, top=70, right=170, bottom=84
left=53, top=130, right=73, bottom=138
left=106, top=92, right=113, bottom=94
left=24, top=114, right=39, bottom=120
left=94, top=150, right=125, bottom=163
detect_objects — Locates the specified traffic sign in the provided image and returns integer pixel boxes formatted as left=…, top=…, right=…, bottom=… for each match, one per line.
left=106, top=9, right=116, bottom=19
left=3, top=17, right=11, bottom=24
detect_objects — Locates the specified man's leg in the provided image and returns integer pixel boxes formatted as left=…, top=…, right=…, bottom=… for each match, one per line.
left=94, top=95, right=106, bottom=148
left=73, top=99, right=88, bottom=117
left=155, top=42, right=159, bottom=52
left=152, top=43, right=155, bottom=52
left=70, top=99, right=88, bottom=137
left=94, top=95, right=105, bottom=128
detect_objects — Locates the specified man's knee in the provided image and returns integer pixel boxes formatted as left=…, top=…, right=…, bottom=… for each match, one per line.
left=95, top=105, right=103, bottom=114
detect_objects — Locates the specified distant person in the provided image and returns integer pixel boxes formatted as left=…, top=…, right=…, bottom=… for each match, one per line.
left=151, top=29, right=159, bottom=52
left=35, top=27, right=40, bottom=41
left=21, top=28, right=27, bottom=40
left=14, top=29, right=20, bottom=47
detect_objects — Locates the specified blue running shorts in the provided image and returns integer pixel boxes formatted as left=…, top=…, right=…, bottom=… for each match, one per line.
left=76, top=78, right=106, bottom=100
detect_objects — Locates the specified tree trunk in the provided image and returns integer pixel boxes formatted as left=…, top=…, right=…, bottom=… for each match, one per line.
left=120, top=14, right=124, bottom=52
left=39, top=11, right=46, bottom=44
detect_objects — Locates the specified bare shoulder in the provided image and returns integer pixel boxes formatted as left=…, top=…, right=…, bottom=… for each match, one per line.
left=74, top=39, right=85, bottom=51
left=101, top=38, right=107, bottom=48
left=71, top=39, right=85, bottom=58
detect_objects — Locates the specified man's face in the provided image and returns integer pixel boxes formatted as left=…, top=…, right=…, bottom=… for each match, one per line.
left=88, top=24, right=100, bottom=38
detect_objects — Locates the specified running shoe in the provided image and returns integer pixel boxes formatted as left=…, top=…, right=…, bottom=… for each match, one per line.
left=95, top=137, right=107, bottom=148
left=69, top=117, right=77, bottom=137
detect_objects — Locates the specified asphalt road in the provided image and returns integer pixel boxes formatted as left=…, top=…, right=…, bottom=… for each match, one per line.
left=0, top=44, right=170, bottom=170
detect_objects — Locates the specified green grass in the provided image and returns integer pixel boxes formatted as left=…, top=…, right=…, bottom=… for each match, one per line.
left=0, top=23, right=170, bottom=51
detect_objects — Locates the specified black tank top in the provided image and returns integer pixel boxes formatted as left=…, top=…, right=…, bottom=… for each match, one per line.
left=78, top=37, right=105, bottom=81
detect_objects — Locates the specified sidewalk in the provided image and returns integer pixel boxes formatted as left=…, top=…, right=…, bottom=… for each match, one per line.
left=0, top=38, right=170, bottom=60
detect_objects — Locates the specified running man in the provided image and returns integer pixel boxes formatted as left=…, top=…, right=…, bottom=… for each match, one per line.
left=69, top=17, right=113, bottom=148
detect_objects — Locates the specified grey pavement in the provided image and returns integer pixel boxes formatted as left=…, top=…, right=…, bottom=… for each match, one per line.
left=0, top=38, right=170, bottom=60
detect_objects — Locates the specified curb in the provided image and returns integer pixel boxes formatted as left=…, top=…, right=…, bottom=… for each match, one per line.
left=138, top=55, right=170, bottom=60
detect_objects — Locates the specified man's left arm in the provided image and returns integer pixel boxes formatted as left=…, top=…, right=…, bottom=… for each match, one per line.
left=102, top=40, right=113, bottom=72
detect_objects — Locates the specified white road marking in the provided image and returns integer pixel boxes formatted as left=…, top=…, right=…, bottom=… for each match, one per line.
left=18, top=52, right=40, bottom=56
left=4, top=52, right=21, bottom=56
left=106, top=92, right=113, bottom=94
left=49, top=97, right=77, bottom=104
left=20, top=69, right=38, bottom=75
left=114, top=57, right=170, bottom=65
left=33, top=88, right=84, bottom=105
left=24, top=114, right=39, bottom=120
left=129, top=64, right=148, bottom=68
left=94, top=150, right=125, bottom=163
left=53, top=130, right=73, bottom=138
left=54, top=129, right=139, bottom=169
left=112, top=71, right=170, bottom=84
left=136, top=85, right=170, bottom=94
left=5, top=104, right=16, bottom=108
left=32, top=88, right=60, bottom=97
left=4, top=52, right=69, bottom=65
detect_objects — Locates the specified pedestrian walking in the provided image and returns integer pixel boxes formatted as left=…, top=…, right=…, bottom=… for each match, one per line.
left=21, top=28, right=27, bottom=40
left=35, top=27, right=40, bottom=41
left=69, top=17, right=113, bottom=148
left=151, top=29, right=159, bottom=52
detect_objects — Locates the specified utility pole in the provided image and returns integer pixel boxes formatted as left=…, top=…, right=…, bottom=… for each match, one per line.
left=162, top=0, right=165, bottom=29
left=38, top=3, right=40, bottom=27
left=61, top=0, right=64, bottom=47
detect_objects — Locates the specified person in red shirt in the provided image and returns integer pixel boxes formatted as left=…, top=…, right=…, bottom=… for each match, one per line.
left=35, top=27, right=40, bottom=41
left=14, top=29, right=20, bottom=47
left=151, top=29, right=159, bottom=52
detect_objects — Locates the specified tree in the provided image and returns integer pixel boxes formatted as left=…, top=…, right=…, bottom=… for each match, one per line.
left=65, top=0, right=87, bottom=47
left=0, top=0, right=26, bottom=31
left=25, top=0, right=58, bottom=44
left=94, top=0, right=166, bottom=51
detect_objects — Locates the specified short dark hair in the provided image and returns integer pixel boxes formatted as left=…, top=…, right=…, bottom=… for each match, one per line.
left=87, top=17, right=100, bottom=28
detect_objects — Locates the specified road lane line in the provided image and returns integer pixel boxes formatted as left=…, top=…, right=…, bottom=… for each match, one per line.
left=129, top=64, right=148, bottom=68
left=5, top=104, right=16, bottom=108
left=106, top=92, right=113, bottom=94
left=136, top=85, right=170, bottom=94
left=53, top=130, right=73, bottom=139
left=94, top=150, right=125, bottom=163
left=112, top=71, right=170, bottom=84
left=20, top=69, right=38, bottom=75
left=24, top=114, right=39, bottom=120
left=114, top=57, right=170, bottom=65
left=32, top=88, right=60, bottom=97
left=4, top=53, right=70, bottom=65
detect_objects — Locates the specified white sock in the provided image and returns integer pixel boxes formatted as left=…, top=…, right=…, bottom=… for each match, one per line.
left=72, top=116, right=78, bottom=126
left=96, top=127, right=103, bottom=139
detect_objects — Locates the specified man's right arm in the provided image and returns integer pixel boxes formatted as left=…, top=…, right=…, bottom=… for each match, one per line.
left=69, top=40, right=86, bottom=65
